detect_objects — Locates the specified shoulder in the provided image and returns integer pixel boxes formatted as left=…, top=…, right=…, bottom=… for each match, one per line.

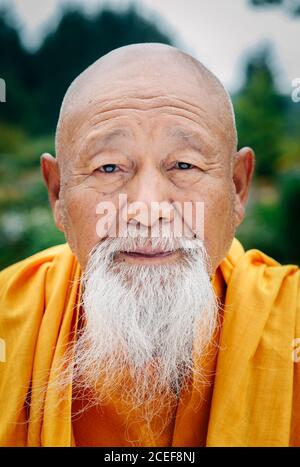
left=222, top=238, right=299, bottom=288
left=1, top=243, right=70, bottom=276
left=237, top=246, right=299, bottom=293
left=220, top=238, right=300, bottom=327
left=0, top=243, right=72, bottom=280
left=0, top=243, right=76, bottom=304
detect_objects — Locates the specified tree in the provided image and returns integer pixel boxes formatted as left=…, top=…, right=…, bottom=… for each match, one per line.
left=234, top=47, right=286, bottom=177
left=0, top=9, right=36, bottom=128
left=0, top=5, right=174, bottom=135
left=249, top=0, right=300, bottom=16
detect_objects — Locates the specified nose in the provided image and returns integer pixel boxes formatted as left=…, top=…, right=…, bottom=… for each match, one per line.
left=125, top=165, right=175, bottom=231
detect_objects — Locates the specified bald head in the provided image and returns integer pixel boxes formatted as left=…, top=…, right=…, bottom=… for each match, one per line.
left=55, top=43, right=237, bottom=163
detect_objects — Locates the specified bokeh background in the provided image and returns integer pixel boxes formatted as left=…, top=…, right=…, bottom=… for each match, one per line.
left=0, top=0, right=299, bottom=268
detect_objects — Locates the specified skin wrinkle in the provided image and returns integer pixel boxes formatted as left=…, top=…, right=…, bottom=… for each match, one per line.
left=71, top=118, right=225, bottom=189
left=74, top=96, right=210, bottom=120
left=67, top=101, right=228, bottom=168
left=61, top=72, right=228, bottom=114
left=79, top=127, right=220, bottom=172
left=69, top=143, right=224, bottom=193
left=56, top=86, right=235, bottom=164
left=55, top=44, right=238, bottom=165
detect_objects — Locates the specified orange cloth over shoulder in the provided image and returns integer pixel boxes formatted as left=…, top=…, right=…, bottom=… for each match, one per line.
left=0, top=238, right=299, bottom=446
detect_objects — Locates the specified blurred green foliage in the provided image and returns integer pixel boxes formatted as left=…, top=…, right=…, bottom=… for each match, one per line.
left=0, top=6, right=173, bottom=134
left=0, top=5, right=299, bottom=269
left=233, top=47, right=300, bottom=264
left=249, top=0, right=300, bottom=16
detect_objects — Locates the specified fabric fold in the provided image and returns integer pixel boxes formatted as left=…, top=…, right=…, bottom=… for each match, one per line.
left=0, top=239, right=299, bottom=446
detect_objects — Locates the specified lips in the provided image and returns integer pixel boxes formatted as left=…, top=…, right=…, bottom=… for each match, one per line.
left=121, top=249, right=174, bottom=258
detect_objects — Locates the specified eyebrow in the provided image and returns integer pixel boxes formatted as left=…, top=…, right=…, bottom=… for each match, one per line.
left=82, top=125, right=215, bottom=163
left=91, top=128, right=130, bottom=147
left=82, top=127, right=131, bottom=160
left=169, top=127, right=211, bottom=153
left=100, top=128, right=129, bottom=145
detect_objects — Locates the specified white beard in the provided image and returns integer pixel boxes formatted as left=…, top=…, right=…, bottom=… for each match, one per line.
left=59, top=236, right=218, bottom=437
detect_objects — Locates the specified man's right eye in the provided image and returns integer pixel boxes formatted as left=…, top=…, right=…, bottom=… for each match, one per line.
left=99, top=164, right=119, bottom=173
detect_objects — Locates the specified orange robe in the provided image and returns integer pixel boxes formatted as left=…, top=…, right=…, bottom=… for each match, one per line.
left=0, top=239, right=299, bottom=446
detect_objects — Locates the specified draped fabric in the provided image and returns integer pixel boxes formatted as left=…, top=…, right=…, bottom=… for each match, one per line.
left=0, top=239, right=299, bottom=446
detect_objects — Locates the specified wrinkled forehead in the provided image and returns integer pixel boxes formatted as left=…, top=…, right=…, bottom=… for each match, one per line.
left=56, top=50, right=236, bottom=165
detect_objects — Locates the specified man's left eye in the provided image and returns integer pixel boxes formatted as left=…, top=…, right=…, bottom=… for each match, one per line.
left=175, top=161, right=194, bottom=170
left=99, top=164, right=119, bottom=173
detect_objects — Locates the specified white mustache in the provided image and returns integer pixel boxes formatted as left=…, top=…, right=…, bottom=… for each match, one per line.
left=86, top=235, right=211, bottom=271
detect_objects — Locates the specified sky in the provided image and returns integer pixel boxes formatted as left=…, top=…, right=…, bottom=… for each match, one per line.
left=1, top=0, right=299, bottom=93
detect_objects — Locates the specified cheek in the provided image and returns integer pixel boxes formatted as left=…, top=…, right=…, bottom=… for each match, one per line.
left=201, top=183, right=235, bottom=269
left=62, top=189, right=116, bottom=268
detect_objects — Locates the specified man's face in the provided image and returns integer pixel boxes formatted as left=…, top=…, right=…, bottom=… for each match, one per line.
left=58, top=97, right=235, bottom=271
left=42, top=46, right=254, bottom=272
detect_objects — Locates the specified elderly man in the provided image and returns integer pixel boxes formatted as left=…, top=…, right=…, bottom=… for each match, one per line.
left=0, top=43, right=299, bottom=447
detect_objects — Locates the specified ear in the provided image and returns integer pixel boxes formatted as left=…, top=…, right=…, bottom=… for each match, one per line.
left=40, top=153, right=65, bottom=232
left=232, top=147, right=255, bottom=227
